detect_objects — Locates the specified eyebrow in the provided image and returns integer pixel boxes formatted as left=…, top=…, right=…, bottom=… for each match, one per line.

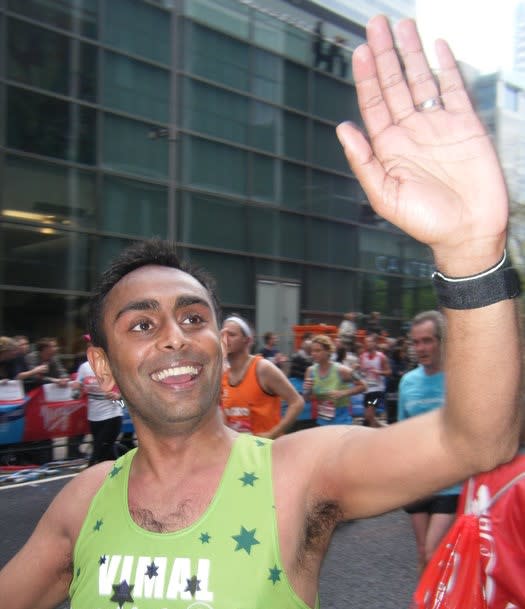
left=114, top=294, right=211, bottom=323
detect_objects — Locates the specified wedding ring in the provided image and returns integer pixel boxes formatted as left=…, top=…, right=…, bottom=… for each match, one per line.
left=415, top=97, right=443, bottom=112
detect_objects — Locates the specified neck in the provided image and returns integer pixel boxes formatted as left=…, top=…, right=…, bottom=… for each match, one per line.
left=227, top=350, right=251, bottom=372
left=423, top=363, right=442, bottom=375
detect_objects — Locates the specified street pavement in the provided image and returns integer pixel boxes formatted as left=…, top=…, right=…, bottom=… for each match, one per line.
left=0, top=475, right=418, bottom=608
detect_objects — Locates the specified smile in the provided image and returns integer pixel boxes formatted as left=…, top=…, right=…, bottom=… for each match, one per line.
left=150, top=365, right=202, bottom=382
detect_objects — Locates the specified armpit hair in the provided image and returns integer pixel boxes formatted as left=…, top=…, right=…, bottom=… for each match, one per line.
left=298, top=499, right=343, bottom=568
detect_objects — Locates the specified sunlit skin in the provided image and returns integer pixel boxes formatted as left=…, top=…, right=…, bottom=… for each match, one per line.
left=410, top=320, right=442, bottom=375
left=88, top=265, right=224, bottom=437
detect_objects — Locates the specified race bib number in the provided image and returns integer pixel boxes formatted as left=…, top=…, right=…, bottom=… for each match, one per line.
left=318, top=400, right=335, bottom=420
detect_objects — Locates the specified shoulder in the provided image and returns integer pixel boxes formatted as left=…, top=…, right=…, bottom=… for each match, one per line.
left=39, top=461, right=114, bottom=550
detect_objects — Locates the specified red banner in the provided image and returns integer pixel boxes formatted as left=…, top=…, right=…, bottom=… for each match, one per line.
left=22, top=388, right=89, bottom=442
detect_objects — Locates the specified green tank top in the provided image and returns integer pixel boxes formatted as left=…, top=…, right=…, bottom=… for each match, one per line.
left=312, top=362, right=348, bottom=409
left=70, top=434, right=319, bottom=609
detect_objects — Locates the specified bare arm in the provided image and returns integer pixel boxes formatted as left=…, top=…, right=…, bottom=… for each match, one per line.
left=256, top=358, right=304, bottom=438
left=327, top=364, right=367, bottom=400
left=282, top=16, right=521, bottom=521
left=0, top=464, right=111, bottom=609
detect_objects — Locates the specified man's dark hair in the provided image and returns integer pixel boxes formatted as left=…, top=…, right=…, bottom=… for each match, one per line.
left=87, top=238, right=221, bottom=350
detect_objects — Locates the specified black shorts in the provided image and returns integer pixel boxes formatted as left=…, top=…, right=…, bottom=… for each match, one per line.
left=403, top=494, right=459, bottom=515
left=364, top=391, right=384, bottom=408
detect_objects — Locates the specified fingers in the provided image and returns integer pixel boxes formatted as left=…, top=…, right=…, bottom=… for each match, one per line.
left=394, top=19, right=441, bottom=110
left=353, top=15, right=414, bottom=127
left=434, top=39, right=474, bottom=113
left=336, top=122, right=385, bottom=208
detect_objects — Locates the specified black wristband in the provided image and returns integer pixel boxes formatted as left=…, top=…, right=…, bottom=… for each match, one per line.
left=432, top=250, right=522, bottom=310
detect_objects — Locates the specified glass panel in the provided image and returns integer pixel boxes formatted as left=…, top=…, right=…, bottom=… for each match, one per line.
left=7, top=87, right=96, bottom=164
left=94, top=235, right=136, bottom=277
left=1, top=291, right=91, bottom=364
left=251, top=154, right=275, bottom=203
left=250, top=102, right=280, bottom=154
left=178, top=192, right=246, bottom=252
left=284, top=61, right=308, bottom=112
left=252, top=49, right=283, bottom=104
left=2, top=155, right=96, bottom=229
left=283, top=23, right=311, bottom=64
left=101, top=176, right=167, bottom=238
left=182, top=79, right=249, bottom=145
left=254, top=259, right=302, bottom=281
left=181, top=136, right=247, bottom=196
left=102, top=114, right=168, bottom=179
left=311, top=170, right=362, bottom=220
left=313, top=73, right=359, bottom=124
left=305, top=267, right=358, bottom=312
left=185, top=250, right=251, bottom=305
left=253, top=11, right=285, bottom=54
left=311, top=121, right=348, bottom=173
left=185, top=0, right=250, bottom=40
left=7, top=0, right=98, bottom=38
left=104, top=52, right=169, bottom=122
left=104, top=0, right=170, bottom=64
left=184, top=22, right=249, bottom=92
left=307, top=219, right=357, bottom=266
left=283, top=112, right=307, bottom=161
left=359, top=228, right=434, bottom=279
left=282, top=162, right=307, bottom=212
left=7, top=18, right=97, bottom=102
left=246, top=208, right=304, bottom=260
left=0, top=224, right=89, bottom=291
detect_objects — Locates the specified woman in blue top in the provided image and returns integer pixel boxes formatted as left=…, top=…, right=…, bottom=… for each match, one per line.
left=303, top=334, right=366, bottom=426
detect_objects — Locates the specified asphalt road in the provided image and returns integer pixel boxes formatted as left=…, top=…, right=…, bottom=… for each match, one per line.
left=0, top=476, right=418, bottom=608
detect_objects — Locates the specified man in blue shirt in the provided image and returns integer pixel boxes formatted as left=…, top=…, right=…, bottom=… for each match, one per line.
left=398, top=311, right=462, bottom=572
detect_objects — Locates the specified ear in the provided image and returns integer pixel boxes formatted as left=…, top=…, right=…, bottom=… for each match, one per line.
left=220, top=330, right=228, bottom=358
left=87, top=346, right=116, bottom=392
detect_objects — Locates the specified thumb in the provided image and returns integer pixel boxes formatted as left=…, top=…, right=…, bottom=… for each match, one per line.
left=336, top=121, right=386, bottom=211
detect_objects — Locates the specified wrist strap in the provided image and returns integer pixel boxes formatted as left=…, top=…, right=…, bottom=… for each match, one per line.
left=432, top=250, right=521, bottom=309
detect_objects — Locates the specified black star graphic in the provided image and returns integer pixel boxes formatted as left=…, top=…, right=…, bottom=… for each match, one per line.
left=145, top=561, right=158, bottom=579
left=268, top=564, right=282, bottom=584
left=99, top=555, right=107, bottom=565
left=239, top=471, right=259, bottom=487
left=93, top=519, right=103, bottom=531
left=76, top=567, right=81, bottom=578
left=185, top=575, right=201, bottom=597
left=199, top=532, right=211, bottom=544
left=255, top=439, right=266, bottom=447
left=109, top=464, right=123, bottom=478
left=110, top=579, right=134, bottom=608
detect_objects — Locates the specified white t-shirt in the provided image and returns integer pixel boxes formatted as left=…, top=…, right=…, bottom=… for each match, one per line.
left=76, top=361, right=122, bottom=422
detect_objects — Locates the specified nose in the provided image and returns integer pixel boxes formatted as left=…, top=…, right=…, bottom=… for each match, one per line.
left=156, top=319, right=187, bottom=351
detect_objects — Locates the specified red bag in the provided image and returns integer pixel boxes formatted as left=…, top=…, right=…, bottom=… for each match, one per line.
left=411, top=513, right=487, bottom=609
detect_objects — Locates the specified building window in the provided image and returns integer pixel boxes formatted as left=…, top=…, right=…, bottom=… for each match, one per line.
left=7, top=18, right=97, bottom=102
left=104, top=0, right=170, bottom=64
left=7, top=87, right=96, bottom=164
left=104, top=52, right=169, bottom=122
left=102, top=114, right=168, bottom=179
left=2, top=155, right=96, bottom=229
left=101, top=176, right=168, bottom=238
left=504, top=85, right=520, bottom=113
left=7, top=0, right=98, bottom=38
left=185, top=22, right=250, bottom=92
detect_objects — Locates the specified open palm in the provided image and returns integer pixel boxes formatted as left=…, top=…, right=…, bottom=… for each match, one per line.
left=337, top=17, right=508, bottom=275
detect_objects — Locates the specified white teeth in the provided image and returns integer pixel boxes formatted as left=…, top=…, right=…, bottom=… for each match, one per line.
left=151, top=366, right=199, bottom=381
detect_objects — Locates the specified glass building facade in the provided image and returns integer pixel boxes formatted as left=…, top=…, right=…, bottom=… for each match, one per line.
left=0, top=0, right=435, bottom=362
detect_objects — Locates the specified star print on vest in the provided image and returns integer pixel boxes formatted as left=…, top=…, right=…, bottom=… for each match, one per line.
left=110, top=580, right=134, bottom=608
left=232, top=526, right=260, bottom=554
left=70, top=437, right=317, bottom=608
left=239, top=471, right=259, bottom=486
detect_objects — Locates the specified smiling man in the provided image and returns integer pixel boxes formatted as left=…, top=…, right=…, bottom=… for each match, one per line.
left=0, top=15, right=522, bottom=609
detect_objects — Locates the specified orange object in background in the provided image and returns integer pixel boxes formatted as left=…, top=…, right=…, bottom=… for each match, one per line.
left=292, top=325, right=338, bottom=350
